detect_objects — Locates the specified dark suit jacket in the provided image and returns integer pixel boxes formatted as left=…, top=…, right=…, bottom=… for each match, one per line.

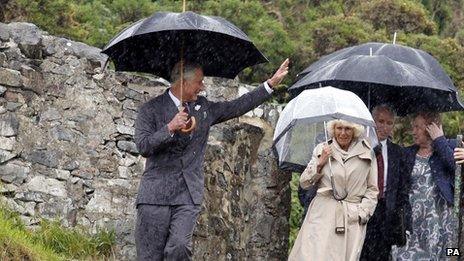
left=366, top=140, right=408, bottom=244
left=134, top=84, right=271, bottom=205
left=383, top=140, right=409, bottom=241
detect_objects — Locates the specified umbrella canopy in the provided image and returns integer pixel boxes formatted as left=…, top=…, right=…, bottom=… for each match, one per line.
left=289, top=55, right=464, bottom=116
left=297, top=42, right=456, bottom=91
left=101, top=11, right=268, bottom=80
left=273, top=86, right=376, bottom=172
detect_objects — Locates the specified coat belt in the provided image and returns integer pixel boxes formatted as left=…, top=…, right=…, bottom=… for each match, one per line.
left=317, top=190, right=362, bottom=234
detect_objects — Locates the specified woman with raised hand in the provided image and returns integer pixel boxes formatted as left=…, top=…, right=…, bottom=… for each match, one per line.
left=392, top=112, right=457, bottom=260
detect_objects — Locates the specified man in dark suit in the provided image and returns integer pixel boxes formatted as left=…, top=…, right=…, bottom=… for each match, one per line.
left=134, top=59, right=289, bottom=260
left=360, top=105, right=408, bottom=261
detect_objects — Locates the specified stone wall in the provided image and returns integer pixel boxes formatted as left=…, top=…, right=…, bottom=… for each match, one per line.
left=0, top=22, right=291, bottom=260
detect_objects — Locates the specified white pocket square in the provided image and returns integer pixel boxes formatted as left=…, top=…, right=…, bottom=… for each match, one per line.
left=195, top=105, right=201, bottom=111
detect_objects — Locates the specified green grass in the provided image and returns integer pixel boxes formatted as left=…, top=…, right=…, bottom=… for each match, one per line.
left=0, top=206, right=62, bottom=261
left=32, top=219, right=116, bottom=259
left=0, top=202, right=116, bottom=260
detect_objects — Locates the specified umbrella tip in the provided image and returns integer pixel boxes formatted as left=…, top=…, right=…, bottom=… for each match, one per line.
left=101, top=58, right=110, bottom=73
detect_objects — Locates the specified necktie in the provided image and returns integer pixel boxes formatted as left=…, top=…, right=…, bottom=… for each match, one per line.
left=181, top=101, right=193, bottom=139
left=374, top=144, right=384, bottom=198
left=182, top=101, right=190, bottom=114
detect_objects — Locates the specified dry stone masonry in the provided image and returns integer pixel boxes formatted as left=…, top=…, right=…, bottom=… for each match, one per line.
left=0, top=22, right=291, bottom=260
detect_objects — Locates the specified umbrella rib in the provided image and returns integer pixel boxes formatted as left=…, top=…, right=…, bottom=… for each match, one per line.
left=273, top=119, right=297, bottom=144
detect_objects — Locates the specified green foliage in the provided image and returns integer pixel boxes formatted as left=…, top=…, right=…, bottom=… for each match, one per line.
left=70, top=0, right=157, bottom=47
left=185, top=0, right=296, bottom=84
left=456, top=28, right=464, bottom=46
left=5, top=0, right=462, bottom=87
left=105, top=0, right=156, bottom=23
left=0, top=202, right=115, bottom=260
left=419, top=0, right=455, bottom=34
left=14, top=0, right=85, bottom=40
left=443, top=111, right=464, bottom=137
left=303, top=1, right=345, bottom=22
left=288, top=173, right=303, bottom=251
left=392, top=116, right=413, bottom=146
left=304, top=15, right=378, bottom=56
left=357, top=0, right=437, bottom=35
left=72, top=1, right=119, bottom=48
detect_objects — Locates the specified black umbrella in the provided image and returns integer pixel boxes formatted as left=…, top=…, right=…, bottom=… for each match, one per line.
left=289, top=55, right=464, bottom=116
left=296, top=42, right=456, bottom=91
left=101, top=11, right=268, bottom=80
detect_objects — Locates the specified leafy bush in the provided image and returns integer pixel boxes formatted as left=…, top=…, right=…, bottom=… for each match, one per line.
left=288, top=173, right=303, bottom=251
left=357, top=0, right=437, bottom=35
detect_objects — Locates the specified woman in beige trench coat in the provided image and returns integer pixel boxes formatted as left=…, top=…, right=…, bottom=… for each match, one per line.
left=289, top=119, right=378, bottom=261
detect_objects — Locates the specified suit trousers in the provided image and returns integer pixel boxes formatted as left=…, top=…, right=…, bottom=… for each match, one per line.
left=360, top=198, right=392, bottom=261
left=135, top=204, right=201, bottom=261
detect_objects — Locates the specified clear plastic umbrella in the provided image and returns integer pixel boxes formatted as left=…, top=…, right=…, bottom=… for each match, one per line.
left=273, top=86, right=377, bottom=173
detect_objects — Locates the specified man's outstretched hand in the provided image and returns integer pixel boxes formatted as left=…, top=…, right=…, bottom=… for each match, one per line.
left=267, top=58, right=289, bottom=89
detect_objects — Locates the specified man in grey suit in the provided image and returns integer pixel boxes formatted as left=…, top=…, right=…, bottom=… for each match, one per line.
left=134, top=59, right=289, bottom=260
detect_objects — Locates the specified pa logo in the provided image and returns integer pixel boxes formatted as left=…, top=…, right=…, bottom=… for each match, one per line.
left=446, top=248, right=460, bottom=256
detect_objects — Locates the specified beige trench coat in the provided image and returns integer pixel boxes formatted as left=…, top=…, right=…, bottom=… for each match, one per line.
left=289, top=139, right=378, bottom=261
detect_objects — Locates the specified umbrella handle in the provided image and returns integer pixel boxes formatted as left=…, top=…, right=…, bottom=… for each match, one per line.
left=454, top=135, right=463, bottom=216
left=178, top=0, right=193, bottom=134
left=178, top=105, right=196, bottom=133
left=180, top=116, right=196, bottom=133
left=324, top=121, right=328, bottom=142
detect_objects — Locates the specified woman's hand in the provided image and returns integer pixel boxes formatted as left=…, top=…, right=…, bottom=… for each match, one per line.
left=425, top=122, right=444, bottom=140
left=316, top=145, right=332, bottom=172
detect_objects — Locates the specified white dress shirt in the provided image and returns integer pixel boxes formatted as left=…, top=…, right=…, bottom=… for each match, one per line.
left=168, top=81, right=273, bottom=107
left=380, top=139, right=388, bottom=193
left=167, top=81, right=273, bottom=136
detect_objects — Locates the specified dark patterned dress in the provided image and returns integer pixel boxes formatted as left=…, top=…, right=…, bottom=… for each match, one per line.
left=392, top=155, right=457, bottom=260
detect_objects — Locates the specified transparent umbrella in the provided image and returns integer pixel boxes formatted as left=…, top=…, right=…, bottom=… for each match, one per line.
left=273, top=86, right=377, bottom=173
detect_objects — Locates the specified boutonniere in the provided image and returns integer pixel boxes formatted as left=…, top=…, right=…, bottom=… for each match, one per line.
left=194, top=105, right=201, bottom=111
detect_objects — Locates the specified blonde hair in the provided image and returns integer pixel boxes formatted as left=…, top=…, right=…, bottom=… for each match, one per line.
left=327, top=119, right=364, bottom=139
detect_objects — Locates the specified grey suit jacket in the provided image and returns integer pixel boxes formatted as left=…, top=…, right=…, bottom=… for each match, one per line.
left=134, top=84, right=271, bottom=205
